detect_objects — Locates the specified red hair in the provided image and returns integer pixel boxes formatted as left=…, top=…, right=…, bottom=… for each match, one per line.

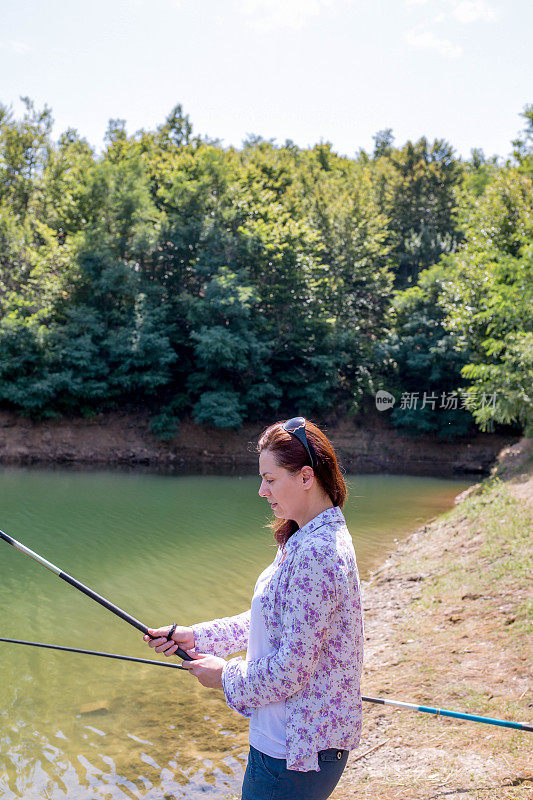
left=256, top=419, right=347, bottom=547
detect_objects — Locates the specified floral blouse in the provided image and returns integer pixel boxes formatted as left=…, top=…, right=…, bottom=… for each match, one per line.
left=191, top=505, right=364, bottom=772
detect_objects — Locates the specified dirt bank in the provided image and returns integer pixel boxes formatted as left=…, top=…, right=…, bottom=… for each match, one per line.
left=331, top=438, right=532, bottom=799
left=0, top=408, right=519, bottom=477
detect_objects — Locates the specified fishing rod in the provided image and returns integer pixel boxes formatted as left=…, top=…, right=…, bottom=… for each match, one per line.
left=0, top=637, right=184, bottom=669
left=362, top=694, right=532, bottom=733
left=1, top=638, right=531, bottom=733
left=0, top=529, right=192, bottom=662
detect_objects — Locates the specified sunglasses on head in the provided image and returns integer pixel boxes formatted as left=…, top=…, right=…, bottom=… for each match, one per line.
left=283, top=417, right=316, bottom=469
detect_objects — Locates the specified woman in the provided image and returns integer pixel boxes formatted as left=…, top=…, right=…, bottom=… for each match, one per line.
left=144, top=417, right=364, bottom=800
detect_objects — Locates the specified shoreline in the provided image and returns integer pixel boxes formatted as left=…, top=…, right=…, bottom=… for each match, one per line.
left=0, top=409, right=520, bottom=478
left=331, top=438, right=532, bottom=800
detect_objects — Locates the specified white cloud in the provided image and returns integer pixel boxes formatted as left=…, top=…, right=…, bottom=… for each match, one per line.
left=405, top=26, right=462, bottom=57
left=240, top=0, right=350, bottom=31
left=403, top=0, right=495, bottom=58
left=404, top=0, right=496, bottom=23
left=10, top=41, right=31, bottom=53
left=451, top=0, right=496, bottom=23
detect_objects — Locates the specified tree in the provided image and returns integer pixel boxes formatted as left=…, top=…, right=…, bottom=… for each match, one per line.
left=511, top=103, right=533, bottom=177
left=376, top=263, right=476, bottom=439
left=0, top=97, right=53, bottom=217
left=440, top=169, right=533, bottom=435
left=373, top=137, right=464, bottom=288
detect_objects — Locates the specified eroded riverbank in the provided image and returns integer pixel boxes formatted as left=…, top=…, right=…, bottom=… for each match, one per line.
left=0, top=409, right=519, bottom=478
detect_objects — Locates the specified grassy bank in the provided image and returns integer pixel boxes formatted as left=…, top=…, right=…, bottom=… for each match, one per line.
left=334, top=439, right=532, bottom=799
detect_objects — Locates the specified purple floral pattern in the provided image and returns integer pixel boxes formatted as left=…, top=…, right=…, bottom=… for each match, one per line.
left=192, top=609, right=251, bottom=659
left=192, top=506, right=364, bottom=772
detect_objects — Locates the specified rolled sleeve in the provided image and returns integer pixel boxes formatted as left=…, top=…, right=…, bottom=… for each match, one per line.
left=221, top=545, right=339, bottom=715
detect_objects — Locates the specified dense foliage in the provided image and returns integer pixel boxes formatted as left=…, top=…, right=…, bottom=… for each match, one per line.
left=0, top=99, right=531, bottom=438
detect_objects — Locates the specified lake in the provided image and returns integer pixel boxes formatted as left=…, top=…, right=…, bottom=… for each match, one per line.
left=0, top=466, right=471, bottom=799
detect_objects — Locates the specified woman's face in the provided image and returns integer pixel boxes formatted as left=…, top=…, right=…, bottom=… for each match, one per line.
left=258, top=448, right=310, bottom=520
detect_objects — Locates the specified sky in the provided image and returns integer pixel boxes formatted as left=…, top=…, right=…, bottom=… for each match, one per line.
left=0, top=0, right=531, bottom=161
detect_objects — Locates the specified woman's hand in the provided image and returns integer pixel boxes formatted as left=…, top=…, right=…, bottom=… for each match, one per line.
left=143, top=624, right=195, bottom=656
left=181, top=651, right=226, bottom=689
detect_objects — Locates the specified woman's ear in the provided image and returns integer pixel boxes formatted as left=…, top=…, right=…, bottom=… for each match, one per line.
left=301, top=466, right=314, bottom=487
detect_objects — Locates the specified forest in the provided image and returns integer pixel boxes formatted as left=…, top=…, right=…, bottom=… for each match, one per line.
left=0, top=99, right=531, bottom=440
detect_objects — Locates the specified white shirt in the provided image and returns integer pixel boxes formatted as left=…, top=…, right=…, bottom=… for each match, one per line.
left=247, top=547, right=287, bottom=757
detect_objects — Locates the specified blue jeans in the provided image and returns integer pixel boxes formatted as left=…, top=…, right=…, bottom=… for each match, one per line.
left=241, top=744, right=349, bottom=800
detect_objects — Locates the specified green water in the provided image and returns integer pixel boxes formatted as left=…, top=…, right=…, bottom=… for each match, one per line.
left=0, top=466, right=471, bottom=799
